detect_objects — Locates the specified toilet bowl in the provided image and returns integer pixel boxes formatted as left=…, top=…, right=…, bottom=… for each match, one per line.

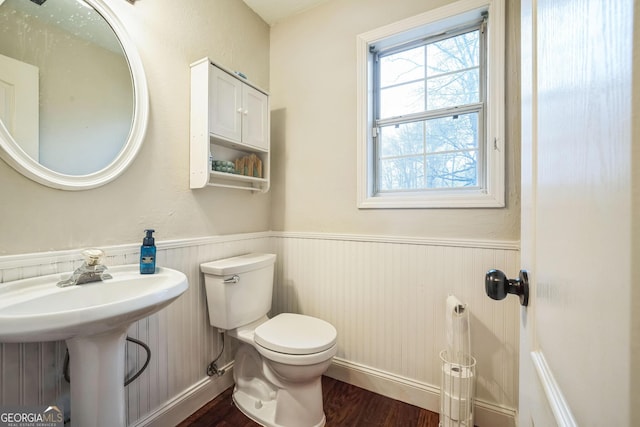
left=201, top=253, right=337, bottom=427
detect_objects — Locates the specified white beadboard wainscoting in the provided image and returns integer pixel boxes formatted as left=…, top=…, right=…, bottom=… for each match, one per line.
left=271, top=232, right=520, bottom=427
left=0, top=231, right=519, bottom=426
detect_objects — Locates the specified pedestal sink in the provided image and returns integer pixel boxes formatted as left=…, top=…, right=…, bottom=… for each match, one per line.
left=0, top=264, right=189, bottom=427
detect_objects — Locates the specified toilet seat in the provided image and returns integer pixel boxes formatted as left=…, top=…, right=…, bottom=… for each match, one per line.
left=254, top=341, right=337, bottom=366
left=255, top=313, right=337, bottom=355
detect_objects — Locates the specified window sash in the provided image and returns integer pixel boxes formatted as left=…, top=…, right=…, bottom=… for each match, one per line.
left=371, top=22, right=487, bottom=194
left=375, top=108, right=485, bottom=193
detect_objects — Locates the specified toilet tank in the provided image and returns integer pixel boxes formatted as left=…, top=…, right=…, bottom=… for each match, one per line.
left=200, top=253, right=276, bottom=330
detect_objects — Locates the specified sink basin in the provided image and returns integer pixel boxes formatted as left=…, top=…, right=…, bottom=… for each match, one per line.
left=0, top=264, right=188, bottom=427
left=0, top=264, right=188, bottom=342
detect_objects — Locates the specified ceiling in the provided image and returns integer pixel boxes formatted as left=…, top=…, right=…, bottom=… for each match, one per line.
left=242, top=0, right=329, bottom=25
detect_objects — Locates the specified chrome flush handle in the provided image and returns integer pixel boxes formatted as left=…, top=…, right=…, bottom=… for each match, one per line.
left=223, top=275, right=240, bottom=284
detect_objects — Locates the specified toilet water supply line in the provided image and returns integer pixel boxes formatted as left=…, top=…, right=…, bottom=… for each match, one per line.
left=207, top=330, right=226, bottom=377
left=63, top=336, right=151, bottom=386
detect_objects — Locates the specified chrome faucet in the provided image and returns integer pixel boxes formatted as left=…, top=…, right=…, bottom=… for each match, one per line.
left=57, top=249, right=113, bottom=287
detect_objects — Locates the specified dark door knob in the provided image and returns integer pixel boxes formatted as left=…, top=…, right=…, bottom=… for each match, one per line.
left=485, top=269, right=529, bottom=306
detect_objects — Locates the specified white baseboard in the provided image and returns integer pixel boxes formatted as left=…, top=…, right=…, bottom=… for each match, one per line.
left=130, top=364, right=234, bottom=427
left=326, top=358, right=516, bottom=427
left=130, top=358, right=516, bottom=427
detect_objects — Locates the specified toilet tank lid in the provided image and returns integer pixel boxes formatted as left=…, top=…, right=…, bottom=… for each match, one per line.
left=200, top=253, right=276, bottom=275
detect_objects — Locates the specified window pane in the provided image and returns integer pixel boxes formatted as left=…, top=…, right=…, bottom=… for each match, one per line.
left=427, top=31, right=479, bottom=77
left=380, top=46, right=425, bottom=87
left=426, top=69, right=479, bottom=110
left=379, top=122, right=424, bottom=157
left=425, top=113, right=478, bottom=153
left=380, top=81, right=424, bottom=118
left=378, top=157, right=424, bottom=191
left=426, top=151, right=478, bottom=188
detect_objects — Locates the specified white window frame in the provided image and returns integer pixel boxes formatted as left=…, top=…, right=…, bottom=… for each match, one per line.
left=356, top=0, right=505, bottom=209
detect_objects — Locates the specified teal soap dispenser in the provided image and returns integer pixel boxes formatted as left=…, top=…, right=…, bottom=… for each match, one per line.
left=140, top=229, right=156, bottom=274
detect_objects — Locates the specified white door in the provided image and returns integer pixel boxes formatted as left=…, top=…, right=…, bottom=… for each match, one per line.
left=517, top=1, right=635, bottom=426
left=0, top=53, right=39, bottom=160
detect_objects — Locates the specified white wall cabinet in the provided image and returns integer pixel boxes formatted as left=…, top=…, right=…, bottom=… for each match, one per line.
left=190, top=57, right=269, bottom=191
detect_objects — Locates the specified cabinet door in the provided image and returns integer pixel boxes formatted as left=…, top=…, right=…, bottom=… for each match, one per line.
left=209, top=65, right=242, bottom=143
left=241, top=85, right=268, bottom=151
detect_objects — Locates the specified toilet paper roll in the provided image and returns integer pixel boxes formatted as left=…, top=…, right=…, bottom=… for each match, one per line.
left=442, top=363, right=474, bottom=398
left=445, top=295, right=470, bottom=363
left=441, top=391, right=471, bottom=421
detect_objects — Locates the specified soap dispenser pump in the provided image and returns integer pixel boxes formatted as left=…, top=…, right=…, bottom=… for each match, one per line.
left=140, top=229, right=156, bottom=274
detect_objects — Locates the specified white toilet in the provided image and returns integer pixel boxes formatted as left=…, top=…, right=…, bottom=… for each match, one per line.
left=201, top=253, right=337, bottom=427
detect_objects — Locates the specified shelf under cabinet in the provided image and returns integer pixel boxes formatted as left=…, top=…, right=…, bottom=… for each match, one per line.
left=206, top=170, right=268, bottom=192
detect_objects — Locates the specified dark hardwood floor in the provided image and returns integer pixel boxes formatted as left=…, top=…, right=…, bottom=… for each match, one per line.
left=179, top=376, right=440, bottom=427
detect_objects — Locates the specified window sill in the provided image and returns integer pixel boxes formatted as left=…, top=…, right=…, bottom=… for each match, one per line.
left=357, top=189, right=505, bottom=209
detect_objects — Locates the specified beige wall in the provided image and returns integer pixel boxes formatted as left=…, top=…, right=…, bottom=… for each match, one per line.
left=0, top=0, right=520, bottom=254
left=269, top=0, right=520, bottom=240
left=0, top=0, right=271, bottom=255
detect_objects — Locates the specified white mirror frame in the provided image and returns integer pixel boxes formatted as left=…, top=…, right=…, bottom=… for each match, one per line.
left=0, top=0, right=149, bottom=191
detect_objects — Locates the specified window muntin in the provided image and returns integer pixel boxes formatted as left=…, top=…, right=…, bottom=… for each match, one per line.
left=373, top=25, right=485, bottom=193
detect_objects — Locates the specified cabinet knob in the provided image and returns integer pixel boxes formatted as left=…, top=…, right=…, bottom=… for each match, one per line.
left=237, top=108, right=243, bottom=113
left=243, top=109, right=249, bottom=115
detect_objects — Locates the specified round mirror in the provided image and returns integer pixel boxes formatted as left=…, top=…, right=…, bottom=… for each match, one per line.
left=0, top=0, right=148, bottom=190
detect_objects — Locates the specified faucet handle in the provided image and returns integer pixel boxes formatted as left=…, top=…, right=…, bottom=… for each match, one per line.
left=82, top=248, right=105, bottom=266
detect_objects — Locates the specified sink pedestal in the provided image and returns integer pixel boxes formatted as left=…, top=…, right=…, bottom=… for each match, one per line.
left=66, top=327, right=129, bottom=427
